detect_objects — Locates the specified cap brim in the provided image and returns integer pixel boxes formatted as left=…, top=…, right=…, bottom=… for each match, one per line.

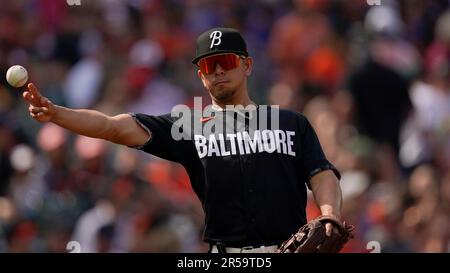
left=192, top=50, right=249, bottom=64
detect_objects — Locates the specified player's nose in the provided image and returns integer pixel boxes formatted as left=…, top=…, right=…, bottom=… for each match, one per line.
left=214, top=63, right=225, bottom=75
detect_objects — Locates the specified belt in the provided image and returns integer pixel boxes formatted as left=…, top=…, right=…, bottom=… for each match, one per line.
left=210, top=244, right=279, bottom=253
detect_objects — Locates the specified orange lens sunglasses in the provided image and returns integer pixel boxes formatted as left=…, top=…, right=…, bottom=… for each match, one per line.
left=198, top=53, right=243, bottom=75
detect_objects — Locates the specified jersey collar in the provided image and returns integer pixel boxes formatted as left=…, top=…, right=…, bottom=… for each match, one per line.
left=211, top=102, right=258, bottom=119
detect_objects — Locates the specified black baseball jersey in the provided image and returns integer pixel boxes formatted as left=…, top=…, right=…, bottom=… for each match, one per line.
left=130, top=106, right=340, bottom=247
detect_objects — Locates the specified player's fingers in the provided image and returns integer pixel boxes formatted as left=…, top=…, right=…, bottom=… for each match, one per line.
left=35, top=107, right=49, bottom=113
left=23, top=93, right=38, bottom=107
left=325, top=223, right=333, bottom=237
left=23, top=91, right=39, bottom=105
left=29, top=105, right=48, bottom=114
left=30, top=112, right=45, bottom=119
left=22, top=91, right=33, bottom=102
left=40, top=97, right=52, bottom=107
left=26, top=83, right=42, bottom=104
left=27, top=83, right=40, bottom=97
left=29, top=105, right=38, bottom=114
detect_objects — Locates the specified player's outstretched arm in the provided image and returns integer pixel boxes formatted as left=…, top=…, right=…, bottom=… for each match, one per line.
left=23, top=83, right=149, bottom=147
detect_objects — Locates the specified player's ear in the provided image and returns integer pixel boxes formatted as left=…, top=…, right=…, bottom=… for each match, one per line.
left=244, top=57, right=253, bottom=76
left=197, top=70, right=208, bottom=88
left=197, top=69, right=205, bottom=81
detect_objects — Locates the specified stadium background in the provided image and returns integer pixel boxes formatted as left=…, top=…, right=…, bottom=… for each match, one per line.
left=0, top=0, right=449, bottom=253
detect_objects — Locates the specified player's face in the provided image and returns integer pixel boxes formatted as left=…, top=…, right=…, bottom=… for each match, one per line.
left=197, top=53, right=253, bottom=102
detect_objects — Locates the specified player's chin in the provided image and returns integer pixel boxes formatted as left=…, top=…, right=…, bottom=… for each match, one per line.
left=211, top=87, right=235, bottom=101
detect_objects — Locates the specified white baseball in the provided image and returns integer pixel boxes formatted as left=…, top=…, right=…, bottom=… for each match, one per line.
left=6, top=65, right=29, bottom=88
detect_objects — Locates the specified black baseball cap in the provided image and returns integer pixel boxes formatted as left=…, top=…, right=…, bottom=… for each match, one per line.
left=192, top=27, right=248, bottom=64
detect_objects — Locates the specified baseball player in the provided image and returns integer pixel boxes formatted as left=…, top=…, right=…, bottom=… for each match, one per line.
left=23, top=27, right=343, bottom=253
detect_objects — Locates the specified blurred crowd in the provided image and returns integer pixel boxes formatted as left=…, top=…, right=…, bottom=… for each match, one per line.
left=0, top=0, right=449, bottom=253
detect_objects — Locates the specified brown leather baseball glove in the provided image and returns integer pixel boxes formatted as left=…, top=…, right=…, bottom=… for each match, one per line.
left=276, top=215, right=354, bottom=253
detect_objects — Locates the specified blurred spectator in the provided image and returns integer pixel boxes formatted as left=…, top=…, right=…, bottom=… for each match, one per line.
left=71, top=199, right=116, bottom=253
left=8, top=144, right=46, bottom=217
left=62, top=30, right=104, bottom=109
left=401, top=10, right=450, bottom=171
left=347, top=5, right=414, bottom=156
left=268, top=0, right=344, bottom=108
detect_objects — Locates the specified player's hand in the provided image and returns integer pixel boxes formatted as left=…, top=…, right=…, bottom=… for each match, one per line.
left=22, top=83, right=56, bottom=123
left=325, top=222, right=339, bottom=237
left=323, top=215, right=341, bottom=237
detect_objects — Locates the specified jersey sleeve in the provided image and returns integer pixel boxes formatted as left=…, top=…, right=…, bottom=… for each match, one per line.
left=296, top=114, right=341, bottom=188
left=130, top=112, right=187, bottom=163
